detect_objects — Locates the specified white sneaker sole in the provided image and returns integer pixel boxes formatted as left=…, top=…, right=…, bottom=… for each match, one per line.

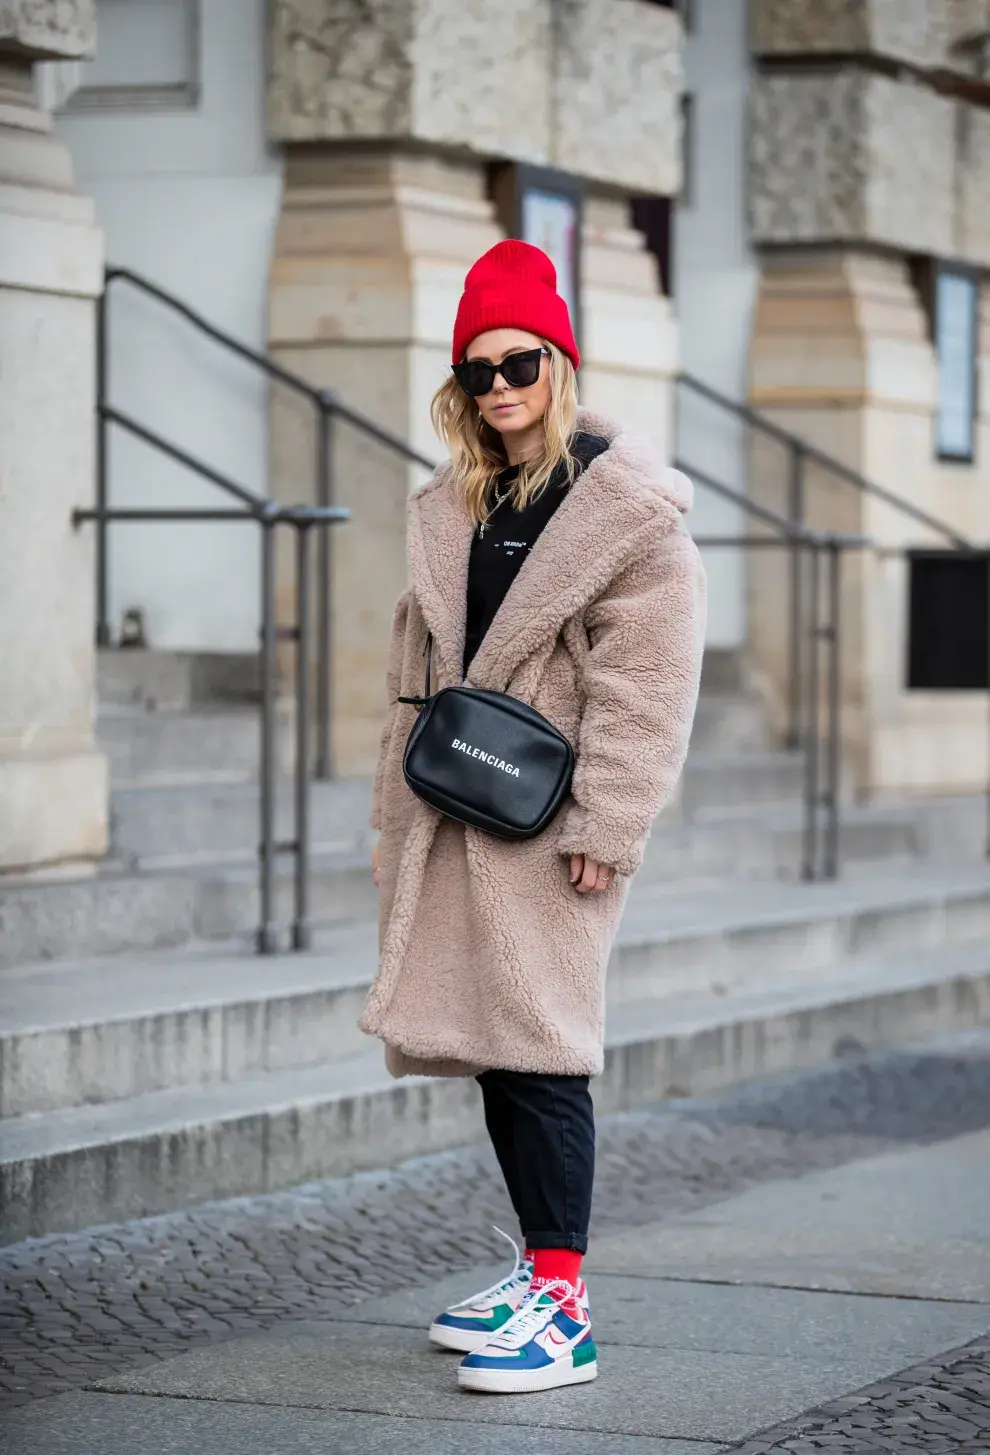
left=428, top=1321, right=493, bottom=1353
left=458, top=1358, right=598, bottom=1394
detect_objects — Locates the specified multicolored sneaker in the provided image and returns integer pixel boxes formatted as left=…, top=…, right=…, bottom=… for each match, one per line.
left=429, top=1230, right=533, bottom=1352
left=457, top=1281, right=598, bottom=1394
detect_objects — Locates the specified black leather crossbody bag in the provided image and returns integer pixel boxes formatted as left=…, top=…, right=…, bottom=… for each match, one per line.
left=399, top=635, right=574, bottom=840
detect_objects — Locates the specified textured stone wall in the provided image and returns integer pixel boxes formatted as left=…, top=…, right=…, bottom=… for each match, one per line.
left=553, top=0, right=682, bottom=194
left=751, top=0, right=990, bottom=267
left=750, top=72, right=868, bottom=245
left=862, top=75, right=955, bottom=256
left=268, top=0, right=683, bottom=195
left=751, top=0, right=989, bottom=74
left=750, top=71, right=955, bottom=255
left=959, top=105, right=990, bottom=266
left=268, top=0, right=416, bottom=140
left=0, top=0, right=95, bottom=60
left=411, top=0, right=551, bottom=165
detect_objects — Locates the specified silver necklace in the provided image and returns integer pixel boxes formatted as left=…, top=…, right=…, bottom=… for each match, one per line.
left=479, top=482, right=512, bottom=538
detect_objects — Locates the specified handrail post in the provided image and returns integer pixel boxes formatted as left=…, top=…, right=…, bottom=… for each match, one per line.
left=95, top=280, right=111, bottom=647
left=258, top=514, right=280, bottom=954
left=786, top=444, right=806, bottom=750
left=293, top=520, right=313, bottom=951
left=801, top=542, right=821, bottom=881
left=315, top=396, right=335, bottom=780
left=824, top=539, right=842, bottom=879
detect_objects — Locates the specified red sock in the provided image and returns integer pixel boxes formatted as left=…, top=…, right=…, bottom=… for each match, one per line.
left=524, top=1248, right=536, bottom=1265
left=531, top=1249, right=583, bottom=1313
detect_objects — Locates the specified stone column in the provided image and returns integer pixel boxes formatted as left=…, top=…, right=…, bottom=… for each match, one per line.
left=557, top=6, right=683, bottom=461
left=266, top=1, right=684, bottom=776
left=0, top=1, right=108, bottom=873
left=268, top=149, right=502, bottom=775
left=747, top=0, right=990, bottom=798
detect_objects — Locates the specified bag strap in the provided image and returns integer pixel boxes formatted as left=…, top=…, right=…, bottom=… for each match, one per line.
left=397, top=631, right=434, bottom=708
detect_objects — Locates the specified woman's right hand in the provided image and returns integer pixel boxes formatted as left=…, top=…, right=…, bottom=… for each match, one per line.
left=372, top=840, right=381, bottom=887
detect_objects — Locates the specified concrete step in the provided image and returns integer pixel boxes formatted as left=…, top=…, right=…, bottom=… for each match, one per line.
left=98, top=648, right=261, bottom=712
left=97, top=706, right=294, bottom=787
left=688, top=693, right=769, bottom=754
left=4, top=929, right=989, bottom=1241
left=108, top=752, right=808, bottom=870
left=0, top=850, right=379, bottom=968
left=643, top=799, right=924, bottom=881
left=109, top=777, right=373, bottom=868
left=4, top=869, right=989, bottom=1118
left=680, top=751, right=805, bottom=814
left=0, top=796, right=943, bottom=967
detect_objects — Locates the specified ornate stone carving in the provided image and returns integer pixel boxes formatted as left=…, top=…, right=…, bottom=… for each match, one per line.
left=0, top=0, right=95, bottom=61
left=268, top=0, right=683, bottom=196
left=750, top=70, right=955, bottom=256
left=751, top=0, right=990, bottom=74
left=552, top=0, right=683, bottom=194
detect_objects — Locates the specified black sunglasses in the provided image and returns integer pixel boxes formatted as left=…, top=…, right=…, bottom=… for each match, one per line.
left=452, top=346, right=550, bottom=397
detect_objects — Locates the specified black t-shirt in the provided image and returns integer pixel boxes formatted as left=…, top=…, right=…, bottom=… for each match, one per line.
left=463, top=432, right=609, bottom=676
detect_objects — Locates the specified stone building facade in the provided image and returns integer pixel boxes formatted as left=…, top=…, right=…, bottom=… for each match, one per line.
left=2, top=0, right=989, bottom=875
left=266, top=0, right=683, bottom=771
left=747, top=0, right=990, bottom=796
left=0, top=0, right=107, bottom=874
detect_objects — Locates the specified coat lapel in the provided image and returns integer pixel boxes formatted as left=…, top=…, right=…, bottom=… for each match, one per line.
left=406, top=412, right=690, bottom=692
left=406, top=464, right=473, bottom=686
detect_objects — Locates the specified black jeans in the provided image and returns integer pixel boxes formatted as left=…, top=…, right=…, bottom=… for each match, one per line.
left=476, top=1069, right=595, bottom=1254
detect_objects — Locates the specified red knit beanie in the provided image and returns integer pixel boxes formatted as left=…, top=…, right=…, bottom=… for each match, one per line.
left=451, top=240, right=580, bottom=370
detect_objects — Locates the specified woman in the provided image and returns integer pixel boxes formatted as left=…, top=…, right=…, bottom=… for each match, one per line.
left=361, top=239, right=706, bottom=1395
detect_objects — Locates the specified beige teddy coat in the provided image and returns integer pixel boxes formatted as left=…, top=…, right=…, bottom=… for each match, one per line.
left=359, top=408, right=707, bottom=1079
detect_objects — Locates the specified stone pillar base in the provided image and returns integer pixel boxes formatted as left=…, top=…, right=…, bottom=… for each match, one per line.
left=0, top=749, right=108, bottom=876
left=748, top=249, right=990, bottom=799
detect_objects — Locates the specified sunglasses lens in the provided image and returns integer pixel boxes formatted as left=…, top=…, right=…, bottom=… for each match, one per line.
left=501, top=352, right=542, bottom=388
left=457, top=362, right=495, bottom=396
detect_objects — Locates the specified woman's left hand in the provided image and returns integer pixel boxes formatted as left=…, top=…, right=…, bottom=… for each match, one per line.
left=569, top=854, right=617, bottom=893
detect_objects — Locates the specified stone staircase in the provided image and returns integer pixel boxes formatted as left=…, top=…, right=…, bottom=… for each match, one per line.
left=1, top=648, right=988, bottom=1239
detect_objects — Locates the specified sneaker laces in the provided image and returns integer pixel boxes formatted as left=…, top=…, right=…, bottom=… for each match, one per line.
left=486, top=1279, right=575, bottom=1350
left=448, top=1226, right=530, bottom=1312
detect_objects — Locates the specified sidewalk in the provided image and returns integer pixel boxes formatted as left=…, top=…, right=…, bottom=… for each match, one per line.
left=4, top=1120, right=990, bottom=1451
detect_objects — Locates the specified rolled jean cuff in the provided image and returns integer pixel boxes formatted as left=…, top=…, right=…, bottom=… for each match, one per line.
left=522, top=1230, right=589, bottom=1254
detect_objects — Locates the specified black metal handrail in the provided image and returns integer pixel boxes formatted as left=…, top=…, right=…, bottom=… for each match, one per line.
left=677, top=370, right=975, bottom=754
left=679, top=455, right=870, bottom=880
left=76, top=492, right=349, bottom=955
left=98, top=267, right=438, bottom=781
left=678, top=371, right=973, bottom=549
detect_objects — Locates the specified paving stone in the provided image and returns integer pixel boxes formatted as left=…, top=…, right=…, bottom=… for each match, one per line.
left=724, top=1336, right=990, bottom=1452
left=0, top=1393, right=726, bottom=1455
left=2, top=1029, right=990, bottom=1422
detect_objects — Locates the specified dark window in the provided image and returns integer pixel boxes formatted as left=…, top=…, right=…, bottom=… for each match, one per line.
left=907, top=551, right=990, bottom=690
left=631, top=196, right=673, bottom=298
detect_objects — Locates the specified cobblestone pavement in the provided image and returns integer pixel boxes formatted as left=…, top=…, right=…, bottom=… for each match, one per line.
left=729, top=1333, right=990, bottom=1453
left=2, top=1029, right=990, bottom=1418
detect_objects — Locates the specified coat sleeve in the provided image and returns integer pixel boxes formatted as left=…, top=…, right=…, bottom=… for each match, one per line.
left=370, top=589, right=412, bottom=832
left=556, top=523, right=707, bottom=877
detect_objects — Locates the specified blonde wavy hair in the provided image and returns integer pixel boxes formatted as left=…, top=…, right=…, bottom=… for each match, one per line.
left=430, top=342, right=579, bottom=527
